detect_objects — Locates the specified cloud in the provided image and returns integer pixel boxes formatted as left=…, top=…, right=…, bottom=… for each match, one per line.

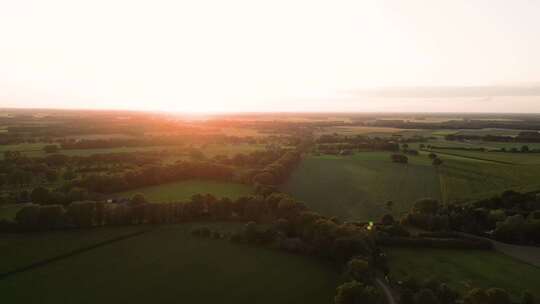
left=347, top=85, right=540, bottom=98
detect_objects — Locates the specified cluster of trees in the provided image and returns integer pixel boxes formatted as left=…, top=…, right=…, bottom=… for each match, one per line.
left=372, top=119, right=540, bottom=131
left=391, top=154, right=408, bottom=164
left=317, top=135, right=399, bottom=155
left=463, top=287, right=534, bottom=304
left=252, top=151, right=301, bottom=186
left=402, top=191, right=540, bottom=245
left=7, top=192, right=379, bottom=266
left=445, top=131, right=540, bottom=143
left=396, top=276, right=460, bottom=304
left=76, top=161, right=234, bottom=193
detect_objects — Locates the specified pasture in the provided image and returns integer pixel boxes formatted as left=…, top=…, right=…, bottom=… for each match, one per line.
left=386, top=247, right=540, bottom=300
left=436, top=157, right=540, bottom=203
left=117, top=180, right=253, bottom=202
left=281, top=153, right=441, bottom=221
left=0, top=223, right=339, bottom=304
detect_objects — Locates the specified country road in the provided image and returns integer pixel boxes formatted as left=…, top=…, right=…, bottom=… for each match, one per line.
left=460, top=232, right=540, bottom=267
left=375, top=277, right=397, bottom=304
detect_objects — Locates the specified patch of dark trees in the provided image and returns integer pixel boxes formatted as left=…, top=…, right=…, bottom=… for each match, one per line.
left=372, top=119, right=540, bottom=131
left=316, top=135, right=400, bottom=155
left=445, top=131, right=540, bottom=143
left=402, top=192, right=540, bottom=246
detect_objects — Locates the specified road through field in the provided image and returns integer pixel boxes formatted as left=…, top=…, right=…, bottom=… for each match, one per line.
left=460, top=233, right=540, bottom=267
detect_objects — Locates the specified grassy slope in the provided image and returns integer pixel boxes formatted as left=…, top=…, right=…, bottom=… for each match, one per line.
left=0, top=223, right=339, bottom=304
left=117, top=180, right=253, bottom=202
left=281, top=153, right=441, bottom=221
left=386, top=248, right=540, bottom=300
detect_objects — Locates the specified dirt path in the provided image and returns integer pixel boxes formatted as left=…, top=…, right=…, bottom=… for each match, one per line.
left=375, top=277, right=397, bottom=304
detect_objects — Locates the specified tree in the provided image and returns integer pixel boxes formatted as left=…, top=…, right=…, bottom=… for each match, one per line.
left=253, top=171, right=275, bottom=185
left=413, top=198, right=439, bottom=214
left=31, top=186, right=50, bottom=204
left=521, top=145, right=530, bottom=153
left=485, top=288, right=511, bottom=304
left=15, top=204, right=41, bottom=229
left=464, top=288, right=511, bottom=304
left=43, top=145, right=59, bottom=153
left=45, top=170, right=59, bottom=182
left=334, top=281, right=381, bottom=304
left=63, top=168, right=77, bottom=180
left=432, top=158, right=443, bottom=167
left=38, top=205, right=66, bottom=229
left=428, top=153, right=437, bottom=159
left=391, top=154, right=408, bottom=164
left=345, top=258, right=372, bottom=283
left=381, top=214, right=395, bottom=225
left=131, top=193, right=148, bottom=205
left=67, top=201, right=97, bottom=228
left=385, top=201, right=393, bottom=211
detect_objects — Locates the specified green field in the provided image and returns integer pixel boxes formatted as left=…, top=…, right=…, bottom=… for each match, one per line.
left=0, top=226, right=146, bottom=274
left=282, top=150, right=540, bottom=220
left=430, top=148, right=540, bottom=165
left=118, top=180, right=254, bottom=202
left=0, top=223, right=339, bottom=304
left=437, top=157, right=540, bottom=203
left=281, top=153, right=442, bottom=221
left=386, top=248, right=540, bottom=300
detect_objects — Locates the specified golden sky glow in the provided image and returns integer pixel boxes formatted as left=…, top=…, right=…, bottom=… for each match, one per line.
left=1, top=0, right=540, bottom=112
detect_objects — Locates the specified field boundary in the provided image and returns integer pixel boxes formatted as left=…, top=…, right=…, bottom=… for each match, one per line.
left=425, top=149, right=515, bottom=165
left=0, top=228, right=153, bottom=280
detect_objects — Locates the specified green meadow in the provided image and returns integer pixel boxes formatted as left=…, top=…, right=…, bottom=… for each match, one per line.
left=386, top=247, right=540, bottom=301
left=281, top=153, right=441, bottom=221
left=0, top=223, right=339, bottom=304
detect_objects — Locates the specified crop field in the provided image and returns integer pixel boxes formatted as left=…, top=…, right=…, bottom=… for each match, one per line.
left=281, top=153, right=441, bottom=221
left=437, top=158, right=540, bottom=203
left=117, top=180, right=254, bottom=202
left=386, top=248, right=540, bottom=300
left=0, top=223, right=339, bottom=304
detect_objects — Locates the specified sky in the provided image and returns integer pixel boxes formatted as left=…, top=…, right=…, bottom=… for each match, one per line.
left=1, top=0, right=540, bottom=113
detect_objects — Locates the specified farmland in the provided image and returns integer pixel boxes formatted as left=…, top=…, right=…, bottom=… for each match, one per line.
left=281, top=152, right=441, bottom=221
left=386, top=247, right=540, bottom=300
left=117, top=180, right=254, bottom=202
left=282, top=149, right=540, bottom=221
left=0, top=223, right=339, bottom=304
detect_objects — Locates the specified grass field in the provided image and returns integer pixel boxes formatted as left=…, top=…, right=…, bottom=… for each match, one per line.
left=0, top=223, right=339, bottom=304
left=436, top=157, right=540, bottom=203
left=117, top=180, right=254, bottom=202
left=0, top=226, right=146, bottom=274
left=430, top=148, right=540, bottom=165
left=281, top=153, right=441, bottom=221
left=386, top=248, right=540, bottom=300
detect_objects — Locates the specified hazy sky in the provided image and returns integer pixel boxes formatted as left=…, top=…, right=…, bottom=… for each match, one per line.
left=1, top=0, right=540, bottom=112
